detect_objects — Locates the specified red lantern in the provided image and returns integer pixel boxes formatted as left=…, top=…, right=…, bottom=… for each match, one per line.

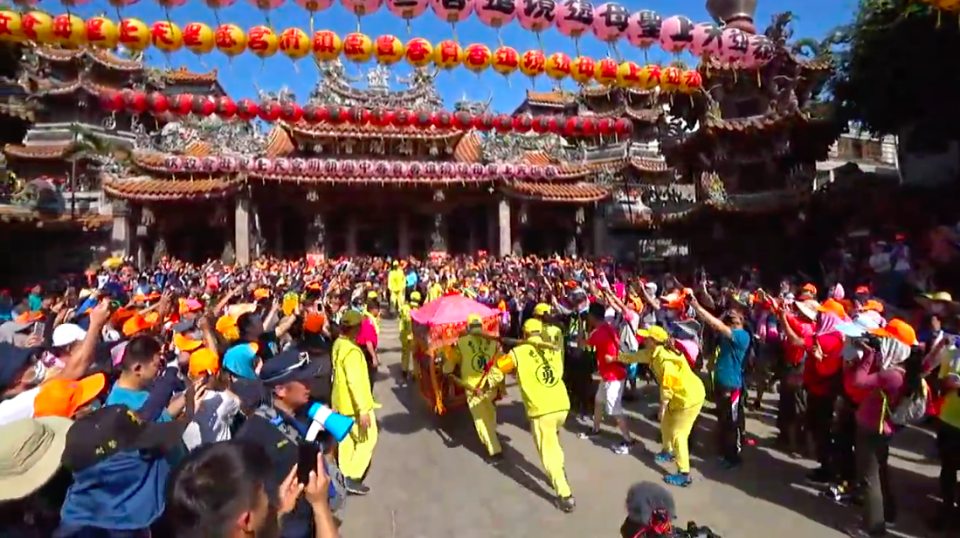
left=327, top=106, right=348, bottom=124
left=533, top=115, right=556, bottom=133
left=473, top=113, right=496, bottom=131
left=453, top=111, right=473, bottom=130
left=435, top=111, right=453, bottom=129
left=392, top=109, right=412, bottom=127
left=216, top=96, right=237, bottom=119
left=615, top=118, right=633, bottom=134
left=565, top=116, right=584, bottom=136
left=302, top=104, right=325, bottom=123
left=258, top=101, right=281, bottom=122
left=236, top=99, right=259, bottom=121
left=598, top=117, right=614, bottom=135
left=494, top=114, right=513, bottom=133
left=122, top=90, right=148, bottom=114
left=98, top=90, right=123, bottom=112
left=369, top=108, right=393, bottom=126
left=146, top=92, right=169, bottom=114
left=192, top=95, right=216, bottom=116
left=513, top=114, right=533, bottom=132
left=413, top=110, right=435, bottom=129
left=280, top=102, right=303, bottom=122
left=582, top=116, right=597, bottom=136
left=173, top=94, right=194, bottom=116
left=347, top=107, right=369, bottom=125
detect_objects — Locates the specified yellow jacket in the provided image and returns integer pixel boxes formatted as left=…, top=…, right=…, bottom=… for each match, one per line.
left=499, top=335, right=569, bottom=418
left=426, top=283, right=443, bottom=303
left=650, top=345, right=705, bottom=410
left=388, top=269, right=405, bottom=292
left=331, top=336, right=379, bottom=416
left=399, top=303, right=413, bottom=334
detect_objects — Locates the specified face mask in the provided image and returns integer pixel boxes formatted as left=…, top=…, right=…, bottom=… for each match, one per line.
left=842, top=339, right=864, bottom=362
left=24, top=360, right=48, bottom=387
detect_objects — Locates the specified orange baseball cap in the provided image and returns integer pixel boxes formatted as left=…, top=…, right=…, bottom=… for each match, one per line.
left=33, top=373, right=107, bottom=419
left=801, top=283, right=818, bottom=295
left=189, top=348, right=220, bottom=377
left=869, top=318, right=918, bottom=347
left=861, top=299, right=884, bottom=313
left=173, top=332, right=204, bottom=353
left=817, top=298, right=848, bottom=319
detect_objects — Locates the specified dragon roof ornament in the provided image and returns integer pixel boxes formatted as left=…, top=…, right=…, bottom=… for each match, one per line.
left=480, top=131, right=566, bottom=164
left=136, top=115, right=268, bottom=156
left=307, top=59, right=446, bottom=110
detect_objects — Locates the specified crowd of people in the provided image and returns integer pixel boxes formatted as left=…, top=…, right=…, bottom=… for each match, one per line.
left=0, top=251, right=955, bottom=538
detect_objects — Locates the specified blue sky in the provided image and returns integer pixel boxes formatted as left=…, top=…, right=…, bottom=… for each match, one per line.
left=50, top=0, right=857, bottom=112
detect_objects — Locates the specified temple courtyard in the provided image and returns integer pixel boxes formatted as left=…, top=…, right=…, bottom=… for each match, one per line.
left=339, top=322, right=940, bottom=538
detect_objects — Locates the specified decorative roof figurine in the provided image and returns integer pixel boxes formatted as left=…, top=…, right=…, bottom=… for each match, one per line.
left=706, top=0, right=757, bottom=34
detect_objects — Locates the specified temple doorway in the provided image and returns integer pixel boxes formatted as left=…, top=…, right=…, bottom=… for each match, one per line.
left=278, top=210, right=308, bottom=259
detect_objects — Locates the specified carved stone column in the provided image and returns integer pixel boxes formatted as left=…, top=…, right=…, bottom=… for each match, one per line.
left=398, top=214, right=410, bottom=257
left=234, top=196, right=251, bottom=266
left=497, top=198, right=511, bottom=257
left=592, top=204, right=608, bottom=257
left=430, top=213, right=447, bottom=252
left=136, top=205, right=153, bottom=268
left=512, top=202, right=527, bottom=256
left=346, top=216, right=358, bottom=256
left=109, top=199, right=132, bottom=257
left=307, top=212, right=326, bottom=256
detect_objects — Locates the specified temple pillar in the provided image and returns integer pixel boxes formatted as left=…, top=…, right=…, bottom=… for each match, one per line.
left=346, top=216, right=358, bottom=256
left=135, top=205, right=153, bottom=268
left=430, top=212, right=447, bottom=252
left=398, top=214, right=411, bottom=257
left=513, top=202, right=527, bottom=256
left=592, top=204, right=608, bottom=257
left=307, top=212, right=326, bottom=256
left=109, top=199, right=132, bottom=257
left=497, top=198, right=511, bottom=257
left=235, top=196, right=251, bottom=266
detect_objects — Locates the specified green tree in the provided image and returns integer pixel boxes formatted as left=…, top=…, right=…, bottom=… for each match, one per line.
left=830, top=0, right=960, bottom=149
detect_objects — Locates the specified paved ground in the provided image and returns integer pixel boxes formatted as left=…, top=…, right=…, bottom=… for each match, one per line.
left=340, top=322, right=943, bottom=538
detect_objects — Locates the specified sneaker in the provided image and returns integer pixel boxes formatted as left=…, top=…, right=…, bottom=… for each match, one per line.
left=806, top=467, right=833, bottom=484
left=345, top=478, right=370, bottom=496
left=654, top=450, right=675, bottom=464
left=612, top=441, right=631, bottom=455
left=663, top=472, right=692, bottom=487
left=557, top=496, right=576, bottom=513
left=578, top=428, right=600, bottom=440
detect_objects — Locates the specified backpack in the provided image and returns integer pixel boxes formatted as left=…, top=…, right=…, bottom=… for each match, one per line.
left=615, top=313, right=639, bottom=354
left=883, top=379, right=931, bottom=427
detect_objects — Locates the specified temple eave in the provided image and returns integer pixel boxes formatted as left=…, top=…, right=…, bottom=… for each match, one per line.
left=102, top=175, right=241, bottom=202
left=501, top=181, right=611, bottom=203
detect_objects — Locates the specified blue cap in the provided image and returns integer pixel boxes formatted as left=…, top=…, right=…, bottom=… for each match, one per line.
left=222, top=343, right=258, bottom=379
left=259, top=348, right=318, bottom=386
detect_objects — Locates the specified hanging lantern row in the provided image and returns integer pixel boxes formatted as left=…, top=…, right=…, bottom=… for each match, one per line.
left=0, top=11, right=777, bottom=70
left=39, top=0, right=778, bottom=60
left=157, top=154, right=577, bottom=180
left=99, top=90, right=638, bottom=135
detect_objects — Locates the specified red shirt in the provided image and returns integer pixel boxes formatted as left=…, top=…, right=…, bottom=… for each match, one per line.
left=803, top=333, right=843, bottom=396
left=588, top=323, right=626, bottom=382
left=843, top=363, right=871, bottom=404
left=782, top=314, right=814, bottom=366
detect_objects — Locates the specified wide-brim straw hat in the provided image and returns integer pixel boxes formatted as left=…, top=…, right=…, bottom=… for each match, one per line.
left=0, top=416, right=72, bottom=501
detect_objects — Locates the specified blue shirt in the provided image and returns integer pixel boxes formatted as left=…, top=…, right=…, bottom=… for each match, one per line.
left=714, top=329, right=750, bottom=390
left=106, top=385, right=174, bottom=422
left=405, top=271, right=418, bottom=288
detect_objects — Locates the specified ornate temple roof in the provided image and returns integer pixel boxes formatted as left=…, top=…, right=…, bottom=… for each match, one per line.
left=282, top=120, right=466, bottom=141
left=500, top=180, right=610, bottom=203
left=28, top=47, right=219, bottom=83
left=4, top=141, right=72, bottom=160
left=102, top=175, right=240, bottom=201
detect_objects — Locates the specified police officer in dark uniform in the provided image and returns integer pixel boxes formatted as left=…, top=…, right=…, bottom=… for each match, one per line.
left=235, top=348, right=347, bottom=538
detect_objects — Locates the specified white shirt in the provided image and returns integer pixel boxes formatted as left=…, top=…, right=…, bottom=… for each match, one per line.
left=0, top=387, right=40, bottom=426
left=182, top=390, right=241, bottom=451
left=869, top=252, right=891, bottom=273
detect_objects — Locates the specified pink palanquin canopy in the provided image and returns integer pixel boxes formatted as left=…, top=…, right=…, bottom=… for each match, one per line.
left=410, top=294, right=498, bottom=326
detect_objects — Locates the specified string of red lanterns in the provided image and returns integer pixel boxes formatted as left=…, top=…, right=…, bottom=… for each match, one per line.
left=98, top=90, right=635, bottom=137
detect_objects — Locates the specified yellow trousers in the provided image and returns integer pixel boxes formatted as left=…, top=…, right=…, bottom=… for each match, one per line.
left=389, top=290, right=405, bottom=312
left=530, top=411, right=572, bottom=498
left=661, top=402, right=702, bottom=473
left=468, top=398, right=501, bottom=457
left=339, top=411, right=379, bottom=481
left=400, top=331, right=414, bottom=375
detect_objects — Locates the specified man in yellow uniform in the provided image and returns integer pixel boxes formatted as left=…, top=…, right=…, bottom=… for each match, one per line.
left=399, top=291, right=421, bottom=382
left=491, top=318, right=575, bottom=513
left=387, top=261, right=406, bottom=315
left=332, top=309, right=380, bottom=496
left=426, top=279, right=443, bottom=303
left=443, top=315, right=504, bottom=462
left=639, top=326, right=705, bottom=488
left=533, top=303, right=564, bottom=360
